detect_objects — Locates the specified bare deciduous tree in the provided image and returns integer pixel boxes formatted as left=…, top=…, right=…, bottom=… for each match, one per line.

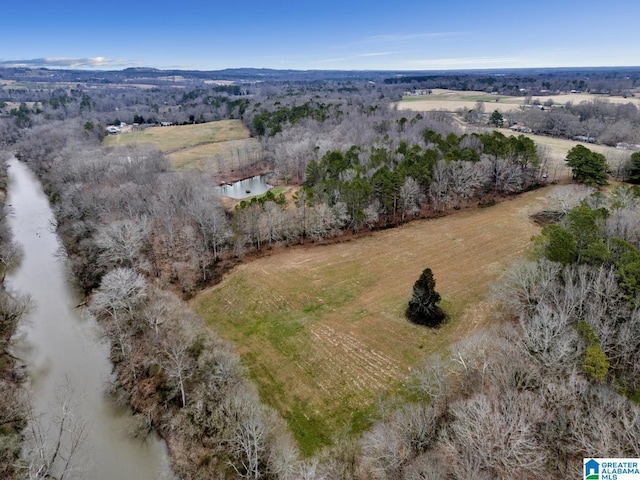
left=441, top=392, right=546, bottom=479
left=185, top=179, right=231, bottom=261
left=90, top=268, right=147, bottom=361
left=546, top=184, right=594, bottom=214
left=399, top=177, right=421, bottom=221
left=224, top=387, right=272, bottom=479
left=24, top=379, right=87, bottom=480
left=95, top=217, right=150, bottom=271
left=429, top=160, right=451, bottom=212
left=157, top=320, right=197, bottom=409
left=0, top=291, right=31, bottom=356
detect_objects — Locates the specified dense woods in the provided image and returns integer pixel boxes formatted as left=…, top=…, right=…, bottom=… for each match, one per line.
left=1, top=67, right=640, bottom=479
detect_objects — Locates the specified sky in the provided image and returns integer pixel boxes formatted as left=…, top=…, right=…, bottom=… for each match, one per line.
left=2, top=0, right=640, bottom=71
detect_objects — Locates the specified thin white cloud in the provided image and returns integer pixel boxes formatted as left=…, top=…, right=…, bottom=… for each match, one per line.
left=0, top=57, right=138, bottom=69
left=358, top=52, right=396, bottom=57
left=310, top=57, right=349, bottom=65
left=365, top=31, right=470, bottom=43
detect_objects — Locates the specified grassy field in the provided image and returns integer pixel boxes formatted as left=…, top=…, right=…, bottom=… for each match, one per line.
left=398, top=88, right=640, bottom=113
left=192, top=186, right=551, bottom=454
left=103, top=120, right=261, bottom=174
left=169, top=137, right=262, bottom=172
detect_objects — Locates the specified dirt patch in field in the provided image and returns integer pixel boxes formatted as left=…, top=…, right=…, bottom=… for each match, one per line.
left=192, top=186, right=556, bottom=451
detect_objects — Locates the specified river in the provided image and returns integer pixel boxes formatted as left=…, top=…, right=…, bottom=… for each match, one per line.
left=6, top=158, right=170, bottom=479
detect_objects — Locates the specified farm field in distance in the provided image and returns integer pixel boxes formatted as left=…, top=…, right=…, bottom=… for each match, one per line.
left=471, top=129, right=624, bottom=182
left=516, top=131, right=629, bottom=175
left=399, top=95, right=631, bottom=182
left=398, top=88, right=640, bottom=113
left=192, top=185, right=551, bottom=454
left=103, top=120, right=262, bottom=174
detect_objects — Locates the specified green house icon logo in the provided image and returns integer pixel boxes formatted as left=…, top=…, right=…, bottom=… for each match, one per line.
left=585, top=459, right=599, bottom=480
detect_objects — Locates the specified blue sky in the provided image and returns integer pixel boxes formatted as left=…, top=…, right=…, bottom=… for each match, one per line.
left=2, top=0, right=640, bottom=71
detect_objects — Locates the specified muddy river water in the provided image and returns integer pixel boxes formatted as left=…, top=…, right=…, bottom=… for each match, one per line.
left=6, top=158, right=170, bottom=479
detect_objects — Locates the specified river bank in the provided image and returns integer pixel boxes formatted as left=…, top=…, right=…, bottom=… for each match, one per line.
left=0, top=155, right=27, bottom=480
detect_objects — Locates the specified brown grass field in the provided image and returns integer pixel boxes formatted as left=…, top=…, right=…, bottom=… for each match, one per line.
left=103, top=120, right=261, bottom=174
left=192, top=186, right=554, bottom=454
left=398, top=88, right=640, bottom=113
left=169, top=137, right=262, bottom=173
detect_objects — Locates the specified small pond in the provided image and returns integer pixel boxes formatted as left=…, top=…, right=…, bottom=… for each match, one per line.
left=216, top=174, right=273, bottom=199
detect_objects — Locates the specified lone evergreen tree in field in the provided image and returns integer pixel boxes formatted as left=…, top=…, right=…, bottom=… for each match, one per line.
left=565, top=144, right=609, bottom=186
left=407, top=268, right=446, bottom=327
left=489, top=109, right=504, bottom=127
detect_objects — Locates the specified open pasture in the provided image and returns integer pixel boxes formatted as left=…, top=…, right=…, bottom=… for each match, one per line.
left=103, top=119, right=250, bottom=152
left=103, top=119, right=261, bottom=173
left=192, top=186, right=552, bottom=454
left=518, top=131, right=628, bottom=162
